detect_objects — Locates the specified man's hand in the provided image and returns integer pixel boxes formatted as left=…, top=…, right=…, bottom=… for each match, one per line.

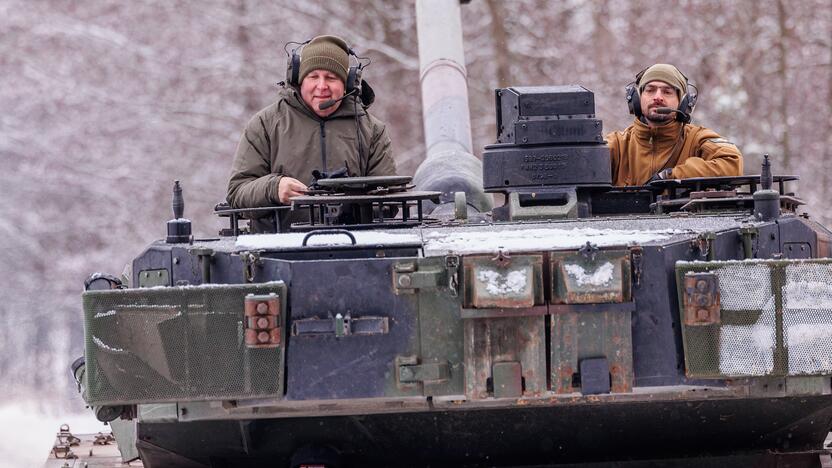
left=277, top=176, right=307, bottom=203
left=647, top=168, right=674, bottom=183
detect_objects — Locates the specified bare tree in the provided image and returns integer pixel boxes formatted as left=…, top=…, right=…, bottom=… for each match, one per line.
left=1, top=0, right=830, bottom=413
left=775, top=0, right=792, bottom=171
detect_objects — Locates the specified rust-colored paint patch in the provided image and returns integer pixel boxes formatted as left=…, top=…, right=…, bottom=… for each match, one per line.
left=682, top=272, right=721, bottom=326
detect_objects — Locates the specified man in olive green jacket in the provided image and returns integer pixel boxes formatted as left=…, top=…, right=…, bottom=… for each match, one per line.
left=227, top=35, right=396, bottom=230
left=606, top=64, right=742, bottom=186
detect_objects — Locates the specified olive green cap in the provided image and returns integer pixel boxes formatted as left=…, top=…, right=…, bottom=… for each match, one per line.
left=639, top=63, right=688, bottom=97
left=299, top=35, right=350, bottom=83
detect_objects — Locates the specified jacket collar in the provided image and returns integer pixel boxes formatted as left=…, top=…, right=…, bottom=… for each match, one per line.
left=632, top=117, right=682, bottom=142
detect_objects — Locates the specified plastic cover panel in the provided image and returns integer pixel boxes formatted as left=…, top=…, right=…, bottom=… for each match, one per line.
left=83, top=282, right=286, bottom=406
left=677, top=259, right=832, bottom=378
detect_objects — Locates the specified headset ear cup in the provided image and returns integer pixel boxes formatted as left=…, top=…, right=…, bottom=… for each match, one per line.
left=677, top=94, right=690, bottom=122
left=625, top=66, right=651, bottom=119
left=684, top=84, right=697, bottom=113
left=346, top=66, right=361, bottom=95
left=676, top=84, right=697, bottom=122
left=285, top=54, right=294, bottom=86
left=626, top=83, right=642, bottom=118
left=286, top=50, right=300, bottom=86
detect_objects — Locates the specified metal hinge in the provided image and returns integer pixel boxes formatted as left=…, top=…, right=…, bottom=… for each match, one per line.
left=630, top=246, right=643, bottom=287
left=396, top=356, right=450, bottom=385
left=192, top=247, right=215, bottom=283
left=240, top=251, right=262, bottom=283
left=392, top=256, right=460, bottom=296
left=445, top=255, right=460, bottom=297
left=393, top=262, right=443, bottom=294
left=691, top=232, right=716, bottom=260
left=740, top=225, right=758, bottom=259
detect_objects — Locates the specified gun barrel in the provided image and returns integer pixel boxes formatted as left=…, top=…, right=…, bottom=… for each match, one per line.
left=413, top=0, right=492, bottom=214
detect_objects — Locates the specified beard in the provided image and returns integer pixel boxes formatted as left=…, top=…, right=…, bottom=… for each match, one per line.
left=644, top=106, right=674, bottom=124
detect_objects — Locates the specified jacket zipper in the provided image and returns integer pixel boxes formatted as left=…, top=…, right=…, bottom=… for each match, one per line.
left=649, top=129, right=656, bottom=176
left=319, top=120, right=327, bottom=174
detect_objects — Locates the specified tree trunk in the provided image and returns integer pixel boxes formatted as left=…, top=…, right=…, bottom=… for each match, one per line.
left=824, top=20, right=832, bottom=216
left=485, top=0, right=512, bottom=88
left=235, top=0, right=259, bottom=116
left=775, top=0, right=791, bottom=170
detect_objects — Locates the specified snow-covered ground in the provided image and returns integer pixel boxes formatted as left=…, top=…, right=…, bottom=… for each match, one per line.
left=0, top=400, right=106, bottom=468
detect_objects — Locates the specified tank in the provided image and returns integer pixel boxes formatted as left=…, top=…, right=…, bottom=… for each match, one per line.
left=71, top=2, right=832, bottom=467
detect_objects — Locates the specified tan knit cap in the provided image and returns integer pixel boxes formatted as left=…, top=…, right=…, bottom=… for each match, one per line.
left=639, top=64, right=688, bottom=97
left=299, top=35, right=350, bottom=83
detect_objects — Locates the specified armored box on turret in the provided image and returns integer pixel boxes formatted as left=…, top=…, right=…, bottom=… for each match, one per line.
left=483, top=86, right=611, bottom=221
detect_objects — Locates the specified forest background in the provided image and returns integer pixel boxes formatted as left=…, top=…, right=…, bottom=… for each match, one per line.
left=1, top=0, right=830, bottom=460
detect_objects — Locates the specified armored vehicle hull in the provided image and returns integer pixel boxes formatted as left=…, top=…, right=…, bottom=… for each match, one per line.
left=78, top=208, right=832, bottom=467
left=138, top=397, right=832, bottom=467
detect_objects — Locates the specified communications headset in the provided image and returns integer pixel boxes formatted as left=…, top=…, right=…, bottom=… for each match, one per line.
left=625, top=65, right=700, bottom=181
left=282, top=38, right=373, bottom=176
left=284, top=38, right=365, bottom=96
left=625, top=65, right=698, bottom=123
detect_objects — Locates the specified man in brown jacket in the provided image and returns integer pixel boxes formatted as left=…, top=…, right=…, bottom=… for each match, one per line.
left=606, top=64, right=742, bottom=186
left=227, top=35, right=396, bottom=230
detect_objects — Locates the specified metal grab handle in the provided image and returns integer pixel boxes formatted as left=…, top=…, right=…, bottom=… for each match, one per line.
left=292, top=315, right=389, bottom=337
left=301, top=229, right=357, bottom=246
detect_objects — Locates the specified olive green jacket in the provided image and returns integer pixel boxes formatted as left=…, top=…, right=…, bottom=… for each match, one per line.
left=606, top=119, right=743, bottom=186
left=227, top=86, right=396, bottom=211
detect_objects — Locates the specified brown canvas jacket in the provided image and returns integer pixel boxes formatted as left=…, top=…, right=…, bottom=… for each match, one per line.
left=606, top=118, right=743, bottom=186
left=227, top=85, right=396, bottom=210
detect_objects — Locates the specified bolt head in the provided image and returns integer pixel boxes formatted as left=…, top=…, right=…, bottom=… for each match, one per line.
left=398, top=274, right=412, bottom=288
left=257, top=331, right=270, bottom=343
left=256, top=302, right=269, bottom=314
left=257, top=317, right=269, bottom=329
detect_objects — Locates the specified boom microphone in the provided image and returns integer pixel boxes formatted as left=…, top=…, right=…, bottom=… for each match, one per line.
left=656, top=106, right=691, bottom=123
left=318, top=89, right=357, bottom=111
